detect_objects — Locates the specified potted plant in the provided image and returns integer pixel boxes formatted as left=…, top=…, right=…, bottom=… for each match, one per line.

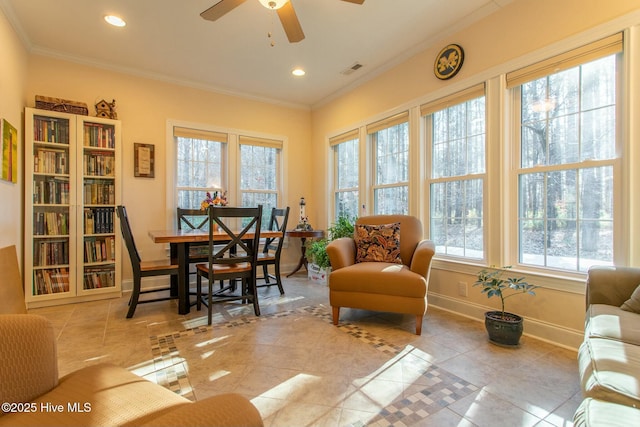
left=474, top=266, right=538, bottom=346
left=306, top=215, right=356, bottom=284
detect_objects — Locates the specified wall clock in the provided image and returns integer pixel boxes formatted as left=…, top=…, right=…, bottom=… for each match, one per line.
left=434, top=44, right=464, bottom=80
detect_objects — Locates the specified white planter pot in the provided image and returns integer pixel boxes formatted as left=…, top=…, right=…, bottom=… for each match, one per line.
left=308, top=263, right=330, bottom=285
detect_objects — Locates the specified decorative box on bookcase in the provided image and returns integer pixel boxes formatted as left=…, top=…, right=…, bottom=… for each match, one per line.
left=24, top=107, right=122, bottom=308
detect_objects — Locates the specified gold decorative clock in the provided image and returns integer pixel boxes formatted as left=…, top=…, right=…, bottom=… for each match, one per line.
left=434, top=44, right=464, bottom=80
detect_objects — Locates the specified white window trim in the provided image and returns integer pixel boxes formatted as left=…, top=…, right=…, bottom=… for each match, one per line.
left=166, top=119, right=287, bottom=228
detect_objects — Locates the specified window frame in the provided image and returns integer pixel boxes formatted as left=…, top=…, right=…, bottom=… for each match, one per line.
left=507, top=39, right=624, bottom=275
left=422, top=85, right=487, bottom=261
left=367, top=112, right=410, bottom=215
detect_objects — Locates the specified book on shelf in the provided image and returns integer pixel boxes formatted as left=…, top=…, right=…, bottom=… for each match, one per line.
left=33, top=116, right=70, bottom=144
left=83, top=266, right=115, bottom=289
left=83, top=123, right=115, bottom=149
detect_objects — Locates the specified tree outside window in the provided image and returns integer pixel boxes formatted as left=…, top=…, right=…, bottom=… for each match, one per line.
left=517, top=55, right=617, bottom=271
left=371, top=121, right=409, bottom=215
left=428, top=95, right=486, bottom=259
left=334, top=138, right=359, bottom=219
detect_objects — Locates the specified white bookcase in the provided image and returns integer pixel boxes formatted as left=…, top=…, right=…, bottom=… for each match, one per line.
left=24, top=107, right=122, bottom=308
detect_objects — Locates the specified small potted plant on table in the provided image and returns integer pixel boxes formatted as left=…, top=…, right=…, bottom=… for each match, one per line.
left=474, top=266, right=538, bottom=347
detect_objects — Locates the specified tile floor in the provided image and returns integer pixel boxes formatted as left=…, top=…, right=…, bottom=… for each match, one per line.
left=30, top=276, right=582, bottom=427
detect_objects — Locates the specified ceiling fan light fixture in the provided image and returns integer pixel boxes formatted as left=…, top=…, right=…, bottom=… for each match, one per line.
left=258, top=0, right=289, bottom=10
left=292, top=68, right=305, bottom=77
left=104, top=15, right=126, bottom=27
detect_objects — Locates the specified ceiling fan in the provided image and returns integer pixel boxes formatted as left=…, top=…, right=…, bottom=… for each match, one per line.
left=200, top=0, right=365, bottom=43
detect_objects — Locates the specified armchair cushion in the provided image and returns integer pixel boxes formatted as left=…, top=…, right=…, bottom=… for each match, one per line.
left=330, top=262, right=427, bottom=298
left=354, top=222, right=402, bottom=264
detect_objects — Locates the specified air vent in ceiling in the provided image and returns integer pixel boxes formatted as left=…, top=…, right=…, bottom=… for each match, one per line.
left=341, top=62, right=364, bottom=75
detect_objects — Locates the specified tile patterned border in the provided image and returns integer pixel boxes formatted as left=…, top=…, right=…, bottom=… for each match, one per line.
left=147, top=305, right=477, bottom=426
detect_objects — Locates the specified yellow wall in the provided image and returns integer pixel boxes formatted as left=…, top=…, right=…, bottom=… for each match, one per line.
left=311, top=0, right=640, bottom=347
left=0, top=9, right=28, bottom=251
left=4, top=0, right=640, bottom=346
left=25, top=56, right=311, bottom=279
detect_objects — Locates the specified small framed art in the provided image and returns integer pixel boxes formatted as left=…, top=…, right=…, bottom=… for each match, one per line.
left=134, top=143, right=154, bottom=178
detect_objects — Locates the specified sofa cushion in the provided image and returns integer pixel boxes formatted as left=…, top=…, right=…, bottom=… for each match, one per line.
left=578, top=337, right=640, bottom=408
left=586, top=304, right=640, bottom=345
left=573, top=397, right=640, bottom=427
left=330, top=262, right=426, bottom=298
left=621, top=283, right=640, bottom=313
left=354, top=222, right=402, bottom=264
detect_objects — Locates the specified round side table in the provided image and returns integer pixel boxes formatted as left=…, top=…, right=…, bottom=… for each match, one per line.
left=285, top=229, right=324, bottom=277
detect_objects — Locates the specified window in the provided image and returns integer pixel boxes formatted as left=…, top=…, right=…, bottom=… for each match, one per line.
left=422, top=85, right=486, bottom=259
left=368, top=112, right=409, bottom=215
left=330, top=130, right=359, bottom=220
left=174, top=127, right=227, bottom=209
left=239, top=135, right=282, bottom=229
left=508, top=34, right=621, bottom=272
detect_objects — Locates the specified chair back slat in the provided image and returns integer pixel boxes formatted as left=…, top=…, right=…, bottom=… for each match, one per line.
left=177, top=208, right=209, bottom=230
left=262, top=207, right=290, bottom=254
left=207, top=206, right=262, bottom=272
left=116, top=206, right=141, bottom=270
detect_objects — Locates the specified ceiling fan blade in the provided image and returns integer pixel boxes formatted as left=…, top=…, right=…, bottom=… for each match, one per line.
left=341, top=0, right=365, bottom=4
left=200, top=0, right=248, bottom=21
left=277, top=1, right=305, bottom=43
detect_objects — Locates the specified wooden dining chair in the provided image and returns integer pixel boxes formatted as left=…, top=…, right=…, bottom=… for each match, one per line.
left=117, top=206, right=179, bottom=318
left=196, top=206, right=262, bottom=325
left=177, top=207, right=226, bottom=300
left=256, top=206, right=290, bottom=295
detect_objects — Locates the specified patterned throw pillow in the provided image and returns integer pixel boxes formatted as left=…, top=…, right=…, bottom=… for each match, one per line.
left=355, top=222, right=402, bottom=264
left=621, top=284, right=640, bottom=313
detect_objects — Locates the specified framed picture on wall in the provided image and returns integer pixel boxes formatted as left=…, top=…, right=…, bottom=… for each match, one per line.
left=1, top=118, right=18, bottom=183
left=134, top=143, right=155, bottom=178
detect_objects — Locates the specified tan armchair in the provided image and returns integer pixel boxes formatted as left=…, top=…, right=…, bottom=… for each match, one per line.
left=0, top=244, right=263, bottom=427
left=0, top=314, right=264, bottom=427
left=326, top=215, right=435, bottom=335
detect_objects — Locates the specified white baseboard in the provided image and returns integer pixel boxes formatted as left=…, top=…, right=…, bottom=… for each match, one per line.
left=427, top=292, right=584, bottom=351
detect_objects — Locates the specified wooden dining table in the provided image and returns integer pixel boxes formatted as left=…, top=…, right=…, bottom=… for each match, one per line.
left=148, top=228, right=283, bottom=314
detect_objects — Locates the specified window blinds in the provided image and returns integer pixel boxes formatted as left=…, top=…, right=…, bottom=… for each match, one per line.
left=173, top=126, right=228, bottom=143
left=366, top=111, right=409, bottom=134
left=420, top=83, right=485, bottom=116
left=329, top=129, right=359, bottom=147
left=238, top=135, right=283, bottom=149
left=506, top=32, right=623, bottom=88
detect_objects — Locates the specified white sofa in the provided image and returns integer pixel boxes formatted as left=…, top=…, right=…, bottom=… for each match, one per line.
left=574, top=266, right=640, bottom=426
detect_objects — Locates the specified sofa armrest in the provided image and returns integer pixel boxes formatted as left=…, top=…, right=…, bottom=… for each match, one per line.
left=137, top=393, right=263, bottom=427
left=0, top=314, right=58, bottom=405
left=410, top=240, right=436, bottom=278
left=586, top=266, right=640, bottom=308
left=326, top=238, right=356, bottom=271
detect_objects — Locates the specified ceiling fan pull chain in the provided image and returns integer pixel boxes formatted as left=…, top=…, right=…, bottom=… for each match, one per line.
left=268, top=9, right=276, bottom=47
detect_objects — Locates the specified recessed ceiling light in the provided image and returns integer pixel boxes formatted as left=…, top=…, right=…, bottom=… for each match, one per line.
left=104, top=15, right=126, bottom=27
left=292, top=68, right=306, bottom=77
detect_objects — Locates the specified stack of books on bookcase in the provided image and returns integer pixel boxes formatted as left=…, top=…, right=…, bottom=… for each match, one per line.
left=84, top=236, right=116, bottom=263
left=83, top=207, right=114, bottom=234
left=34, top=148, right=68, bottom=174
left=33, top=116, right=70, bottom=143
left=84, top=123, right=115, bottom=148
left=33, top=177, right=70, bottom=204
left=83, top=267, right=115, bottom=289
left=83, top=181, right=115, bottom=205
left=33, top=268, right=70, bottom=295
left=34, top=240, right=69, bottom=267
left=84, top=152, right=115, bottom=176
left=33, top=212, right=69, bottom=236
